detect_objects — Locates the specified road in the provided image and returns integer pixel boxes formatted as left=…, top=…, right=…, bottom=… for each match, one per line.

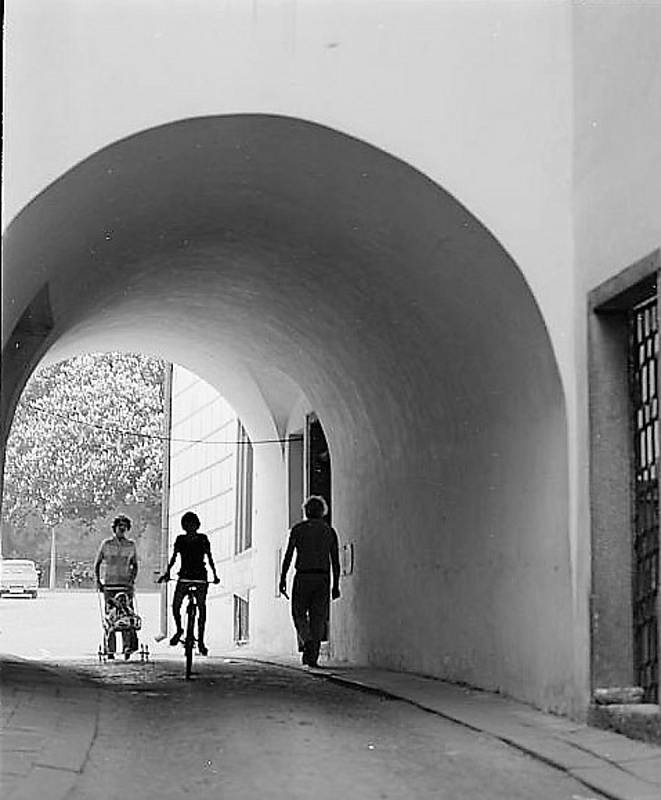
left=1, top=593, right=609, bottom=799
left=0, top=588, right=161, bottom=660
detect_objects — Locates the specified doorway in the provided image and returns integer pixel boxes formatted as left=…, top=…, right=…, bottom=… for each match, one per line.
left=306, top=413, right=331, bottom=524
left=288, top=432, right=304, bottom=528
left=589, top=251, right=660, bottom=703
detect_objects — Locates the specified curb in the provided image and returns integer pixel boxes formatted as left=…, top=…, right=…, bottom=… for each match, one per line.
left=318, top=672, right=643, bottom=800
left=244, top=656, right=661, bottom=800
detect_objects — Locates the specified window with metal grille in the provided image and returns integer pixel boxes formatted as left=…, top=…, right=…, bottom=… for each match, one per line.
left=233, top=594, right=249, bottom=644
left=589, top=252, right=659, bottom=700
left=234, top=421, right=253, bottom=554
left=629, top=296, right=659, bottom=702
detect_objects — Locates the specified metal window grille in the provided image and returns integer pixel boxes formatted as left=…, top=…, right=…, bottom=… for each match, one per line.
left=629, top=296, right=659, bottom=702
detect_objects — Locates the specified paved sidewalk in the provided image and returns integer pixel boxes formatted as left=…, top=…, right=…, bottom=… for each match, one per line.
left=0, top=656, right=100, bottom=800
left=2, top=651, right=661, bottom=800
left=249, top=653, right=661, bottom=800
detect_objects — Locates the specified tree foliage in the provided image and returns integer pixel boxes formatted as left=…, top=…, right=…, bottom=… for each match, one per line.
left=2, top=353, right=165, bottom=528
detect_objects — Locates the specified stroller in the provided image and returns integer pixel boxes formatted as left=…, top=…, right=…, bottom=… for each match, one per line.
left=98, top=585, right=144, bottom=662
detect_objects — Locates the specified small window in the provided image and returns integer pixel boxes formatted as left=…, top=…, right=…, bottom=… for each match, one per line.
left=234, top=421, right=253, bottom=554
left=275, top=547, right=283, bottom=597
left=233, top=594, right=249, bottom=644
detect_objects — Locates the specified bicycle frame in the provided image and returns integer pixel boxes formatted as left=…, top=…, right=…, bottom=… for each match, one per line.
left=179, top=579, right=207, bottom=679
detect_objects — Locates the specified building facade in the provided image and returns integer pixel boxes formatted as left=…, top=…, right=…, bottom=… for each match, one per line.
left=2, top=1, right=660, bottom=717
left=168, top=366, right=256, bottom=649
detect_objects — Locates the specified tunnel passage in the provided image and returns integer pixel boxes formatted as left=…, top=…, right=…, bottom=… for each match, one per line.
left=2, top=114, right=571, bottom=711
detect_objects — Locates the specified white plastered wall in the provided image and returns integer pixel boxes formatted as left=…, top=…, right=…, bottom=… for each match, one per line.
left=11, top=1, right=650, bottom=715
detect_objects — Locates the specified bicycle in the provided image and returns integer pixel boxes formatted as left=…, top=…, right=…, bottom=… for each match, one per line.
left=157, top=576, right=208, bottom=679
left=180, top=579, right=208, bottom=679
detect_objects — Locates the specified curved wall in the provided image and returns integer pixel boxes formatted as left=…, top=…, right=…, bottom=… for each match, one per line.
left=3, top=0, right=574, bottom=372
left=2, top=116, right=571, bottom=709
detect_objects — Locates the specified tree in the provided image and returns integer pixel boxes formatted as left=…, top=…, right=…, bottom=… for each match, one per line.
left=2, top=353, right=165, bottom=530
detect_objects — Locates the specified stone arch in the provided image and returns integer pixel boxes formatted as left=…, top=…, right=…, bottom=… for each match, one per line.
left=2, top=115, right=571, bottom=710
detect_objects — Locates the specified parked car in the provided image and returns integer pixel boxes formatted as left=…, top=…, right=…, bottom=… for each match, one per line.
left=0, top=559, right=39, bottom=599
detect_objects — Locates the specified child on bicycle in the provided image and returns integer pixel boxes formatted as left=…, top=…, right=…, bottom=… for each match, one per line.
left=158, top=511, right=220, bottom=656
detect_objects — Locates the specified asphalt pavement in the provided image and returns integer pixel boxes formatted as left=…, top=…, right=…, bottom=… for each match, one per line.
left=1, top=592, right=660, bottom=799
left=1, top=648, right=660, bottom=800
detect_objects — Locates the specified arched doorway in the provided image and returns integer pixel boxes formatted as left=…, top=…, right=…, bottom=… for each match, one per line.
left=1, top=114, right=570, bottom=711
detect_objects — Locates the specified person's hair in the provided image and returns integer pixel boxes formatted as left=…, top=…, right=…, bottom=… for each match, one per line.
left=181, top=511, right=201, bottom=531
left=112, top=515, right=132, bottom=531
left=303, top=495, right=328, bottom=519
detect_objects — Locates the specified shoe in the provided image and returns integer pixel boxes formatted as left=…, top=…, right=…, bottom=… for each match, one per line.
left=307, top=642, right=320, bottom=668
left=169, top=631, right=182, bottom=646
left=107, top=653, right=115, bottom=661
left=198, top=643, right=208, bottom=656
left=124, top=650, right=131, bottom=661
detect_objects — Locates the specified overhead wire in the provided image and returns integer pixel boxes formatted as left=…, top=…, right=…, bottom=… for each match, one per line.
left=23, top=401, right=302, bottom=446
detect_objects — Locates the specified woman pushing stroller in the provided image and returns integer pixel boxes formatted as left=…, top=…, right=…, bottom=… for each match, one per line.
left=94, top=515, right=140, bottom=660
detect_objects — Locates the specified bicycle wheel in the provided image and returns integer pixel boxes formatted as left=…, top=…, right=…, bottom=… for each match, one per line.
left=185, top=601, right=196, bottom=679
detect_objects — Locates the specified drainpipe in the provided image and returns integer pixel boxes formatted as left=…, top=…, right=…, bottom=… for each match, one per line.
left=154, top=362, right=173, bottom=641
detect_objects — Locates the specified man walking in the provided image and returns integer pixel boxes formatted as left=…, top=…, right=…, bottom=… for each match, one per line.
left=279, top=496, right=341, bottom=668
left=94, top=514, right=139, bottom=660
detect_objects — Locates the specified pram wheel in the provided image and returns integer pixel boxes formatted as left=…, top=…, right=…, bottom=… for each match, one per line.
left=98, top=641, right=113, bottom=662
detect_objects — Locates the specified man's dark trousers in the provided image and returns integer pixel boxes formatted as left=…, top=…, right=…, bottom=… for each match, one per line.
left=292, top=572, right=330, bottom=665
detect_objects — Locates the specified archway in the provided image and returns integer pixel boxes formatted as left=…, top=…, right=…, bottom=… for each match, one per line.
left=2, top=115, right=570, bottom=710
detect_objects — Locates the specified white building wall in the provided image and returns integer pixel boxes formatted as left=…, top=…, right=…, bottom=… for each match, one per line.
left=169, top=365, right=249, bottom=650
left=2, top=1, right=660, bottom=714
left=168, top=364, right=298, bottom=655
left=3, top=0, right=574, bottom=375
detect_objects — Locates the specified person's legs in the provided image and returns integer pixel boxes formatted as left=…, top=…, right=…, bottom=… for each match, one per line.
left=123, top=590, right=139, bottom=656
left=307, top=577, right=330, bottom=667
left=121, top=629, right=134, bottom=658
left=103, top=590, right=116, bottom=657
left=170, top=582, right=185, bottom=644
left=197, top=584, right=209, bottom=654
left=292, top=574, right=312, bottom=663
left=106, top=630, right=117, bottom=656
left=127, top=628, right=139, bottom=652
left=307, top=639, right=321, bottom=666
left=122, top=626, right=139, bottom=657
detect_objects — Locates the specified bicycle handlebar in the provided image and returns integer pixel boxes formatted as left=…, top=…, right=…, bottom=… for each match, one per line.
left=100, top=584, right=133, bottom=590
left=157, top=575, right=219, bottom=585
